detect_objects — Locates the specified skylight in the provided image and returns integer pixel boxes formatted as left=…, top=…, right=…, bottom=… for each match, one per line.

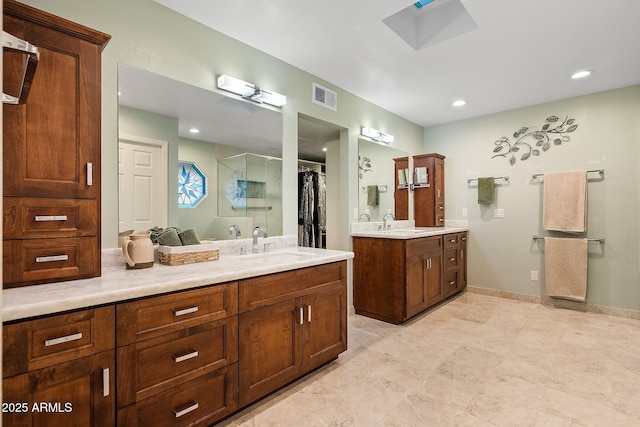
left=414, top=0, right=437, bottom=9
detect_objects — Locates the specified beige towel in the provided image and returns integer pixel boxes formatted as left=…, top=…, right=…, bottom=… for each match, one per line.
left=543, top=170, right=587, bottom=233
left=544, top=237, right=588, bottom=301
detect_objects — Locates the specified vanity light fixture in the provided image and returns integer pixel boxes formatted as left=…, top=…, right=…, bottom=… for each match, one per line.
left=453, top=99, right=466, bottom=107
left=570, top=70, right=592, bottom=79
left=217, top=74, right=287, bottom=107
left=361, top=127, right=394, bottom=144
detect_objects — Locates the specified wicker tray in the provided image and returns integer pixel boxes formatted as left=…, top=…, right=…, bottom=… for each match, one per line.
left=158, top=243, right=220, bottom=266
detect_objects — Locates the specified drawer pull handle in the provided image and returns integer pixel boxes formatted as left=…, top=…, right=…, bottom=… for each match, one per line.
left=35, top=215, right=68, bottom=222
left=87, top=162, right=93, bottom=186
left=461, top=237, right=466, bottom=241
left=308, top=305, right=312, bottom=323
left=461, top=250, right=464, bottom=259
left=439, top=206, right=444, bottom=210
left=299, top=307, right=304, bottom=325
left=449, top=258, right=456, bottom=262
left=439, top=218, right=444, bottom=222
left=173, top=350, right=199, bottom=363
left=449, top=281, right=455, bottom=285
left=449, top=239, right=456, bottom=243
left=174, top=306, right=198, bottom=317
left=45, top=332, right=83, bottom=347
left=102, top=368, right=110, bottom=397
left=36, top=255, right=69, bottom=263
left=174, top=401, right=199, bottom=418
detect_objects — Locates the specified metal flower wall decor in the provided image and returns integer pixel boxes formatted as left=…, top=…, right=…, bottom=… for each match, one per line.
left=491, top=115, right=579, bottom=165
left=358, top=155, right=372, bottom=179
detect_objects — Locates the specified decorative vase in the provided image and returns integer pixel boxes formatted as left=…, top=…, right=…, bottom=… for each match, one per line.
left=122, top=231, right=154, bottom=269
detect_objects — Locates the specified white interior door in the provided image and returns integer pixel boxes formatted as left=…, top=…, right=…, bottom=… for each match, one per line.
left=119, top=136, right=167, bottom=232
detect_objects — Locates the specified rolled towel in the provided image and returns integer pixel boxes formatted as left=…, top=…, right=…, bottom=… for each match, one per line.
left=477, top=177, right=495, bottom=204
left=367, top=185, right=379, bottom=206
left=157, top=228, right=182, bottom=246
left=178, top=228, right=201, bottom=246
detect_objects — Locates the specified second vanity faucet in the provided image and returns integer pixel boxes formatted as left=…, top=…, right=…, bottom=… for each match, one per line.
left=252, top=226, right=268, bottom=253
left=382, top=212, right=395, bottom=231
left=228, top=224, right=241, bottom=239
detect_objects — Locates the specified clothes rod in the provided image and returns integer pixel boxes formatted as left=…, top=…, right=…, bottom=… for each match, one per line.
left=532, top=235, right=605, bottom=244
left=532, top=169, right=604, bottom=179
left=467, top=176, right=509, bottom=184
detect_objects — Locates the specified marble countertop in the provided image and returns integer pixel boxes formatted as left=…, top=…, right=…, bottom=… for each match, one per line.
left=3, top=245, right=354, bottom=322
left=351, top=226, right=468, bottom=239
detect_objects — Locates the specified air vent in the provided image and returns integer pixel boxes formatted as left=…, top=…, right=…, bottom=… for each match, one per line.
left=312, top=83, right=337, bottom=111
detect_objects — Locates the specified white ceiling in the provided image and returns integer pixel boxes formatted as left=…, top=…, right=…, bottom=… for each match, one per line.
left=153, top=0, right=640, bottom=128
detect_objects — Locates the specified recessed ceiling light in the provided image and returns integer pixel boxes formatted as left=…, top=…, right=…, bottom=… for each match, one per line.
left=571, top=70, right=592, bottom=79
left=189, top=128, right=200, bottom=134
left=322, top=147, right=327, bottom=152
left=452, top=100, right=466, bottom=107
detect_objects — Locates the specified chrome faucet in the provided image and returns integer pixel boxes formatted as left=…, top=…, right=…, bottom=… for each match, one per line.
left=228, top=224, right=241, bottom=239
left=359, top=212, right=371, bottom=222
left=252, top=226, right=268, bottom=253
left=382, top=212, right=395, bottom=231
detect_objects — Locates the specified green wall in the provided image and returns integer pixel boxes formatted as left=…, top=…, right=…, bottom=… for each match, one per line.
left=17, top=0, right=424, bottom=250
left=424, top=86, right=640, bottom=312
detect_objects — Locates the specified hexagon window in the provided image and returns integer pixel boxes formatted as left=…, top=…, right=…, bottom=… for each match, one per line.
left=178, top=161, right=207, bottom=208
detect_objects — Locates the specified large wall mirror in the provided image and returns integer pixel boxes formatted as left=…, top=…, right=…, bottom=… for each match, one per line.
left=117, top=64, right=283, bottom=241
left=357, top=139, right=408, bottom=221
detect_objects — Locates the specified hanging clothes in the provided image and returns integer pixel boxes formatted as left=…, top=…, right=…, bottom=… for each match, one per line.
left=298, top=170, right=319, bottom=247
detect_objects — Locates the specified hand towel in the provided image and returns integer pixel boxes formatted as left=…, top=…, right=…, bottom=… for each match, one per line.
left=477, top=177, right=495, bottom=204
left=543, top=170, right=587, bottom=233
left=178, top=228, right=201, bottom=246
left=367, top=185, right=379, bottom=206
left=157, top=228, right=182, bottom=246
left=544, top=237, right=588, bottom=301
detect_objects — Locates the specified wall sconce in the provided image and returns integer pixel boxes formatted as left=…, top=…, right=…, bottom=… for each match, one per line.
left=217, top=74, right=287, bottom=107
left=361, top=127, right=394, bottom=144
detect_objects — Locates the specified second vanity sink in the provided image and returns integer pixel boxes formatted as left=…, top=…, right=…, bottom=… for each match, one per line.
left=229, top=250, right=316, bottom=265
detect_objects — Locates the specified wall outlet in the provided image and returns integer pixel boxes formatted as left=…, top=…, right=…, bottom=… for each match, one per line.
left=462, top=208, right=468, bottom=218
left=494, top=208, right=505, bottom=219
left=530, top=270, right=539, bottom=281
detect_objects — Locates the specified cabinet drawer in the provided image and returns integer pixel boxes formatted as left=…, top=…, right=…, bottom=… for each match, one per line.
left=444, top=249, right=458, bottom=270
left=444, top=270, right=459, bottom=295
left=240, top=261, right=345, bottom=312
left=444, top=233, right=459, bottom=248
left=117, top=317, right=238, bottom=407
left=118, top=364, right=238, bottom=427
left=3, top=237, right=100, bottom=287
left=458, top=232, right=468, bottom=245
left=3, top=306, right=115, bottom=378
left=405, top=236, right=442, bottom=258
left=117, top=282, right=238, bottom=345
left=3, top=197, right=98, bottom=239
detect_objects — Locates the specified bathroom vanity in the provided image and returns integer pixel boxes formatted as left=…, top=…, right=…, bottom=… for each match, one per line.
left=352, top=227, right=467, bottom=324
left=2, top=246, right=352, bottom=426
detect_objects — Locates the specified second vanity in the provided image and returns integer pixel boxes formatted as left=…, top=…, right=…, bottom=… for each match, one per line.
left=351, top=226, right=468, bottom=324
left=2, top=238, right=353, bottom=426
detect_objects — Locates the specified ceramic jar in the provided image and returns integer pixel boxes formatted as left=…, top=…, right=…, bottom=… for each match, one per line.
left=122, top=231, right=154, bottom=269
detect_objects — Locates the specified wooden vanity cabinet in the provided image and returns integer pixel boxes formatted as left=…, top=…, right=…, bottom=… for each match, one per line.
left=413, top=153, right=445, bottom=227
left=116, top=283, right=239, bottom=426
left=2, top=307, right=116, bottom=426
left=443, top=232, right=468, bottom=297
left=3, top=0, right=110, bottom=287
left=238, top=261, right=347, bottom=406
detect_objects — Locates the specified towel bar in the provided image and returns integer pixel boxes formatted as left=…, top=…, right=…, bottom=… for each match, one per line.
left=467, top=176, right=509, bottom=184
left=532, top=235, right=605, bottom=244
left=532, top=169, right=604, bottom=180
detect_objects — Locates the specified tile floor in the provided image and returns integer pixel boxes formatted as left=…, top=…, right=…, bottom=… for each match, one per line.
left=219, top=292, right=640, bottom=426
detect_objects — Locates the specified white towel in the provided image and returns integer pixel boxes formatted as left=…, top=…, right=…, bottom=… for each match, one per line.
left=543, top=170, right=587, bottom=233
left=544, top=237, right=588, bottom=301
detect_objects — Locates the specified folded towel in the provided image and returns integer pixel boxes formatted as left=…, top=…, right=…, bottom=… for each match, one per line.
left=178, top=228, right=201, bottom=246
left=367, top=185, right=379, bottom=206
left=157, top=228, right=182, bottom=246
left=477, top=177, right=495, bottom=204
left=544, top=237, right=588, bottom=301
left=543, top=170, right=587, bottom=233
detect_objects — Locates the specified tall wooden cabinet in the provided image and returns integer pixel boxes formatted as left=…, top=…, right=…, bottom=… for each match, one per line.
left=413, top=153, right=445, bottom=227
left=3, top=0, right=110, bottom=287
left=393, top=156, right=409, bottom=220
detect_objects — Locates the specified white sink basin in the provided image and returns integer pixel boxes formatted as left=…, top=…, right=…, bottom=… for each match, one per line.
left=231, top=250, right=314, bottom=264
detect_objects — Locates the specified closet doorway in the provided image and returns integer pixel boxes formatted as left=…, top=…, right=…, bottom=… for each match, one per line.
left=298, top=114, right=344, bottom=249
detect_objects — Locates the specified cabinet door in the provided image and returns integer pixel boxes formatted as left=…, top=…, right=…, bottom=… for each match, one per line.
left=2, top=350, right=115, bottom=427
left=238, top=298, right=303, bottom=406
left=303, top=284, right=347, bottom=371
left=425, top=251, right=443, bottom=306
left=459, top=240, right=467, bottom=289
left=405, top=254, right=429, bottom=319
left=3, top=10, right=105, bottom=199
